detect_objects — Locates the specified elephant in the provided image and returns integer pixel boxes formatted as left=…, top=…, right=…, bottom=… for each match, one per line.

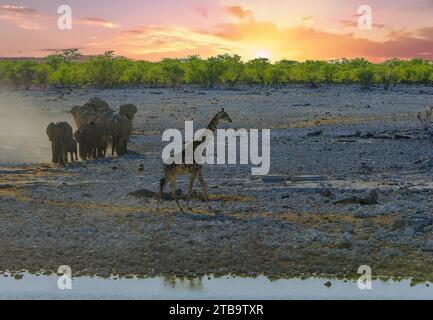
left=95, top=110, right=114, bottom=130
left=73, top=122, right=107, bottom=160
left=67, top=138, right=78, bottom=163
left=70, top=105, right=98, bottom=129
left=119, top=104, right=138, bottom=122
left=106, top=115, right=132, bottom=156
left=70, top=98, right=113, bottom=129
left=84, top=97, right=113, bottom=114
left=95, top=110, right=115, bottom=152
left=46, top=122, right=74, bottom=165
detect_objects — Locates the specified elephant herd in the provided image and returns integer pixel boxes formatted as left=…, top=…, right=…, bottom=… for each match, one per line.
left=46, top=97, right=137, bottom=165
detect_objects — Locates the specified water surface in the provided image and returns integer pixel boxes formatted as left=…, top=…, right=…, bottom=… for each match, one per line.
left=0, top=274, right=431, bottom=300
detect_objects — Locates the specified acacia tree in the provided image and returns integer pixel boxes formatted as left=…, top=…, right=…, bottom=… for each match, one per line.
left=45, top=53, right=64, bottom=71
left=160, top=58, right=185, bottom=88
left=13, top=61, right=37, bottom=90
left=321, top=61, right=338, bottom=84
left=377, top=59, right=400, bottom=90
left=204, top=56, right=228, bottom=88
left=184, top=55, right=207, bottom=85
left=220, top=54, right=243, bottom=88
left=61, top=48, right=81, bottom=63
left=244, top=58, right=270, bottom=86
left=265, top=63, right=287, bottom=86
left=0, top=60, right=15, bottom=86
left=85, top=51, right=127, bottom=88
left=122, top=60, right=152, bottom=85
left=293, top=60, right=325, bottom=87
left=356, top=66, right=376, bottom=89
left=145, top=63, right=165, bottom=86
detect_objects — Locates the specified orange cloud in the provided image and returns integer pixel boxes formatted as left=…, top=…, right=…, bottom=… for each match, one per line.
left=86, top=25, right=237, bottom=60
left=85, top=16, right=433, bottom=62
left=0, top=4, right=42, bottom=30
left=194, top=7, right=433, bottom=62
left=0, top=5, right=38, bottom=15
left=77, top=17, right=119, bottom=29
left=339, top=19, right=386, bottom=29
left=225, top=6, right=253, bottom=20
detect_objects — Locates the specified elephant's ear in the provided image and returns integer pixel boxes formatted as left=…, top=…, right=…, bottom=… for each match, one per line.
left=46, top=123, right=55, bottom=138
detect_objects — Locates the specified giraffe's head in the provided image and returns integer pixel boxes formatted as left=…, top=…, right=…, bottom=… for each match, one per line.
left=217, top=108, right=232, bottom=123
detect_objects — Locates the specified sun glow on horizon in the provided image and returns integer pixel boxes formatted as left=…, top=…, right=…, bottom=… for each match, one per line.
left=253, top=50, right=271, bottom=60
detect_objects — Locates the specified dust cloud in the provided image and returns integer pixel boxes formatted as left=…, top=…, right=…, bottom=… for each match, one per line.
left=0, top=90, right=72, bottom=164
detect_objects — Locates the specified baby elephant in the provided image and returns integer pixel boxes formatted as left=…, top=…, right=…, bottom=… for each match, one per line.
left=107, top=115, right=132, bottom=156
left=74, top=122, right=107, bottom=160
left=46, top=122, right=74, bottom=165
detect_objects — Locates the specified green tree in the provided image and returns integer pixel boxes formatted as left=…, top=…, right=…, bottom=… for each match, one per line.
left=61, top=48, right=81, bottom=63
left=145, top=63, right=165, bottom=86
left=0, top=60, right=15, bottom=86
left=184, top=55, right=207, bottom=85
left=204, top=56, right=228, bottom=88
left=85, top=51, right=126, bottom=88
left=160, top=58, right=185, bottom=88
left=377, top=60, right=400, bottom=90
left=13, top=61, right=37, bottom=89
left=34, top=63, right=51, bottom=88
left=356, top=66, right=376, bottom=89
left=45, top=53, right=64, bottom=71
left=220, top=54, right=243, bottom=88
left=122, top=61, right=151, bottom=85
left=321, top=61, right=338, bottom=84
left=293, top=60, right=324, bottom=87
left=244, top=58, right=270, bottom=86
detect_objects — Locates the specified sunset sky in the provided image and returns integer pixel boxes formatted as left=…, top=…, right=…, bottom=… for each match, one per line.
left=1, top=0, right=432, bottom=62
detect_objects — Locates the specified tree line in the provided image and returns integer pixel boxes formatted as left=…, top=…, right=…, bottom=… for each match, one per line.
left=0, top=49, right=432, bottom=90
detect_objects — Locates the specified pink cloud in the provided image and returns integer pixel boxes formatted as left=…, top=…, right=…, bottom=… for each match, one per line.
left=225, top=6, right=253, bottom=20
left=0, top=4, right=43, bottom=30
left=77, top=17, right=119, bottom=29
left=0, top=5, right=38, bottom=15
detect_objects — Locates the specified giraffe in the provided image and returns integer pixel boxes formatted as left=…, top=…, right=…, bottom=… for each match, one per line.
left=158, top=108, right=232, bottom=212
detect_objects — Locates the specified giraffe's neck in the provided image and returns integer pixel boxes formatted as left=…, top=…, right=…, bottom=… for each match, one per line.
left=207, top=114, right=220, bottom=132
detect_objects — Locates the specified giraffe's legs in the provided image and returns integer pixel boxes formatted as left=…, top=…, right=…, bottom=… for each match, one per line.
left=157, top=177, right=167, bottom=211
left=186, top=172, right=197, bottom=210
left=198, top=172, right=212, bottom=210
left=170, top=178, right=183, bottom=212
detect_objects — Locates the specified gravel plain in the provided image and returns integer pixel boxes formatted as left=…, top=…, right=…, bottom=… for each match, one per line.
left=0, top=85, right=432, bottom=283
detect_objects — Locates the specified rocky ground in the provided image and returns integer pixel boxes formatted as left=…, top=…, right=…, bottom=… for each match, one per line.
left=0, top=85, right=432, bottom=283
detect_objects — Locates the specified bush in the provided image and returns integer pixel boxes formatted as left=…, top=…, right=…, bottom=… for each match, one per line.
left=160, top=59, right=185, bottom=88
left=1, top=52, right=432, bottom=89
left=356, top=67, right=376, bottom=89
left=85, top=51, right=127, bottom=88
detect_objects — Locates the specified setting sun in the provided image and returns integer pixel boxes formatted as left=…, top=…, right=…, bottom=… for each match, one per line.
left=254, top=50, right=271, bottom=60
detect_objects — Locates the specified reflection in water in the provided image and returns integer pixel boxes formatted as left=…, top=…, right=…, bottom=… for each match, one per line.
left=0, top=273, right=431, bottom=300
left=163, top=275, right=203, bottom=290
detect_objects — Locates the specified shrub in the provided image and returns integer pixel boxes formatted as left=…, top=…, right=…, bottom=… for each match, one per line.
left=356, top=67, right=376, bottom=89
left=2, top=53, right=432, bottom=89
